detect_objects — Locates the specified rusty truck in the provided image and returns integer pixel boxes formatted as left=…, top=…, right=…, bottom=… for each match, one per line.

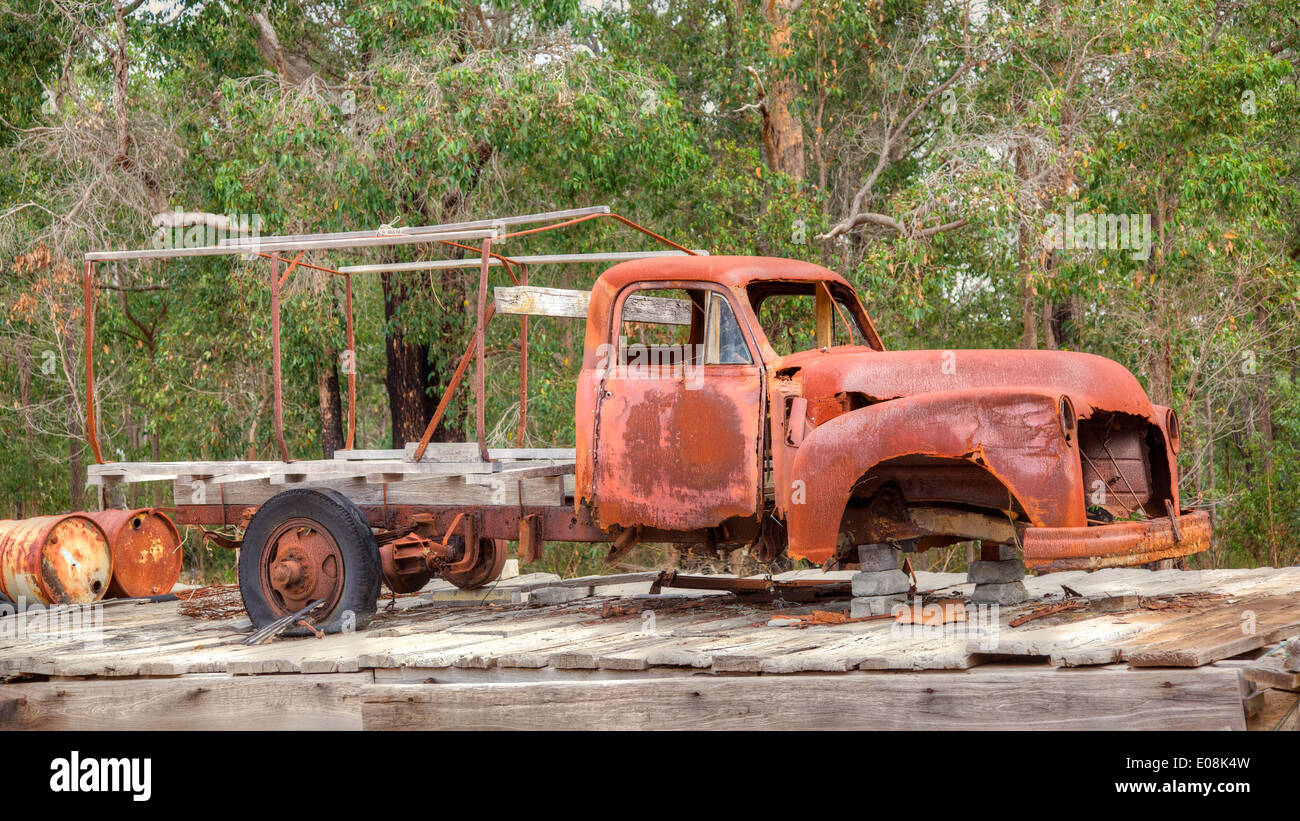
left=73, top=206, right=1209, bottom=633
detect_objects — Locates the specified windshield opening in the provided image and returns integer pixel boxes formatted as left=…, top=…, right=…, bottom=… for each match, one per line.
left=748, top=282, right=870, bottom=356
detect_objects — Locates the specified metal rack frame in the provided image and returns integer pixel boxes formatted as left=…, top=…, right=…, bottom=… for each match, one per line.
left=82, top=206, right=702, bottom=466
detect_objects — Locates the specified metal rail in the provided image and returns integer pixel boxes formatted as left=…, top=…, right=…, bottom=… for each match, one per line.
left=215, top=205, right=611, bottom=248
left=338, top=249, right=707, bottom=275
left=85, top=229, right=498, bottom=260
left=82, top=206, right=699, bottom=468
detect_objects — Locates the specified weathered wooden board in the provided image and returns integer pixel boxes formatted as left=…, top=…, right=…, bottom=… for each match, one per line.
left=0, top=673, right=369, bottom=730
left=1, top=567, right=1297, bottom=692
left=1242, top=644, right=1300, bottom=692
left=172, top=473, right=566, bottom=506
left=359, top=665, right=1246, bottom=731
left=494, top=285, right=693, bottom=325
left=403, top=443, right=576, bottom=463
left=1126, top=594, right=1300, bottom=667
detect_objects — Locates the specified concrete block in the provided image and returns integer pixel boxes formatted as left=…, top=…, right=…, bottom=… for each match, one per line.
left=979, top=542, right=1018, bottom=562
left=850, top=594, right=907, bottom=618
left=967, top=559, right=1026, bottom=585
left=857, top=544, right=901, bottom=572
left=529, top=586, right=592, bottom=606
left=851, top=569, right=911, bottom=597
left=969, top=581, right=1028, bottom=605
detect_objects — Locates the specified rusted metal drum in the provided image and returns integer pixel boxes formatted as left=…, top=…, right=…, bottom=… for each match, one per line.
left=0, top=515, right=113, bottom=604
left=89, top=509, right=183, bottom=598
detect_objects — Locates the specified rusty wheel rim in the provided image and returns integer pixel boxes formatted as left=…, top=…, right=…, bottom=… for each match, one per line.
left=259, top=517, right=344, bottom=620
left=441, top=538, right=507, bottom=589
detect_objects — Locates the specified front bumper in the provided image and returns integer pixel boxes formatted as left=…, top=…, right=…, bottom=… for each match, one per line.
left=1021, top=510, right=1211, bottom=572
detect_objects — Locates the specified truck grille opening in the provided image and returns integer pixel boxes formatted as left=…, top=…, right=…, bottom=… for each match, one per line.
left=1078, top=413, right=1166, bottom=519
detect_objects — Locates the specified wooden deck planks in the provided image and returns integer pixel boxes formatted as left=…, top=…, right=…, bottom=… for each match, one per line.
left=358, top=665, right=1247, bottom=731
left=0, top=567, right=1296, bottom=686
left=1, top=673, right=370, bottom=730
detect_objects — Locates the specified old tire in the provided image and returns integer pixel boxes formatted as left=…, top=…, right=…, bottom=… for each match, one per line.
left=238, top=489, right=381, bottom=636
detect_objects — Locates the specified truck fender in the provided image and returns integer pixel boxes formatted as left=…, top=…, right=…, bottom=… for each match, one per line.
left=785, top=388, right=1084, bottom=562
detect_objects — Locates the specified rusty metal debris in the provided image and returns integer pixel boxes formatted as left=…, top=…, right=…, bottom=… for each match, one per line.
left=242, top=598, right=326, bottom=646
left=1009, top=600, right=1089, bottom=627
left=1138, top=591, right=1227, bottom=610
left=651, top=570, right=852, bottom=603
left=765, top=608, right=895, bottom=628
left=894, top=598, right=967, bottom=626
left=175, top=583, right=245, bottom=620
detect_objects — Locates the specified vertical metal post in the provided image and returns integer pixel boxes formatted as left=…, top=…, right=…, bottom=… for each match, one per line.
left=83, top=260, right=105, bottom=464
left=344, top=273, right=357, bottom=450
left=517, top=263, right=528, bottom=447
left=270, top=252, right=290, bottom=461
left=474, top=237, right=492, bottom=461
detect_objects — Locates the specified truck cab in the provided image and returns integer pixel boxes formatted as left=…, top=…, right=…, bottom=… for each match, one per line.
left=576, top=255, right=1209, bottom=571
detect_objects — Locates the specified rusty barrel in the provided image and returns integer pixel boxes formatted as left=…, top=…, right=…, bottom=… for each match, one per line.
left=0, top=515, right=114, bottom=605
left=88, top=509, right=182, bottom=598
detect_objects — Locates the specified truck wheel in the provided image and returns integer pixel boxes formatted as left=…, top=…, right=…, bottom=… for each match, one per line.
left=238, top=489, right=381, bottom=636
left=441, top=537, right=508, bottom=590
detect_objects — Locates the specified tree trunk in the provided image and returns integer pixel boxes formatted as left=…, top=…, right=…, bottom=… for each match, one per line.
left=150, top=430, right=162, bottom=508
left=758, top=0, right=806, bottom=180
left=1016, top=142, right=1037, bottom=348
left=68, top=403, right=83, bottom=511
left=1143, top=206, right=1172, bottom=406
left=318, top=352, right=345, bottom=458
left=1253, top=302, right=1273, bottom=473
left=382, top=271, right=437, bottom=448
left=428, top=293, right=470, bottom=443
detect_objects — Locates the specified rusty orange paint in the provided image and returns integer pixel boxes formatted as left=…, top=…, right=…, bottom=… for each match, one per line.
left=0, top=515, right=113, bottom=604
left=785, top=388, right=1085, bottom=562
left=89, top=509, right=182, bottom=598
left=577, top=255, right=1198, bottom=571
left=593, top=368, right=763, bottom=530
left=1022, top=510, right=1211, bottom=571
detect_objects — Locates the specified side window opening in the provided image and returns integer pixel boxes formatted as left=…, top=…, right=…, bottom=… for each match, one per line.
left=617, top=288, right=701, bottom=368
left=615, top=287, right=752, bottom=369
left=704, top=291, right=752, bottom=365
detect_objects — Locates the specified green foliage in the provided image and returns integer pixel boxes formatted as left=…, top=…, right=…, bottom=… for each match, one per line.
left=1, top=0, right=1298, bottom=580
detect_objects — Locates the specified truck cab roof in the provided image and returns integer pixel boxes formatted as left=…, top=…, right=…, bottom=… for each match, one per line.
left=594, top=254, right=852, bottom=291
left=587, top=255, right=883, bottom=354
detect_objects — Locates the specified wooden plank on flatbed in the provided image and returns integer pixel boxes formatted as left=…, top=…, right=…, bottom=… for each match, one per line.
left=403, top=442, right=576, bottom=462
left=494, top=285, right=693, bottom=325
left=360, top=665, right=1246, bottom=731
left=1242, top=645, right=1300, bottom=692
left=173, top=473, right=564, bottom=506
left=1126, top=594, right=1300, bottom=668
left=0, top=673, right=369, bottom=730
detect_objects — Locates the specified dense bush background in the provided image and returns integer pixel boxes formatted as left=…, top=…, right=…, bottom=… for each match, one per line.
left=2, top=1, right=1296, bottom=580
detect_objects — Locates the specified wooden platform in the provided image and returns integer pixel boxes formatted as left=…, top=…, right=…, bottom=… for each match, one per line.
left=86, top=443, right=577, bottom=506
left=2, top=566, right=1298, bottom=730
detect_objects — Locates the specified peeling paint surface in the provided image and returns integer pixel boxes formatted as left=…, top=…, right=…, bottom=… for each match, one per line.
left=0, top=515, right=112, bottom=604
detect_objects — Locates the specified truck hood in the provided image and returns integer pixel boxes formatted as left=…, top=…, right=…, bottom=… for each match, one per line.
left=779, top=347, right=1156, bottom=420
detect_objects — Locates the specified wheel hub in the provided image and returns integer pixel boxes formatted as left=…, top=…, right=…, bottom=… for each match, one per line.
left=261, top=520, right=343, bottom=616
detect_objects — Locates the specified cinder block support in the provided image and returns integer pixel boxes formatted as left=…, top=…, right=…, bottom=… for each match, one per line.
left=968, top=542, right=1026, bottom=605
left=850, top=544, right=908, bottom=618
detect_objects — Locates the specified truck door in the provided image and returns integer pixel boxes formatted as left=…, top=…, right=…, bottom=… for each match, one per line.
left=593, top=283, right=764, bottom=531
